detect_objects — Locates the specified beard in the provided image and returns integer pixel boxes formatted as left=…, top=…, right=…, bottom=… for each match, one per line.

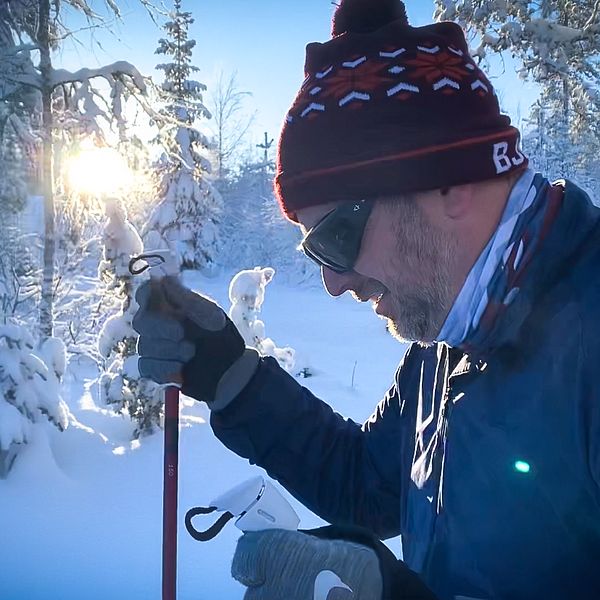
left=384, top=273, right=452, bottom=345
left=377, top=202, right=459, bottom=345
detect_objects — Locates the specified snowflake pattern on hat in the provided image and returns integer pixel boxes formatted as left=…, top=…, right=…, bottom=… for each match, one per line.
left=289, top=42, right=492, bottom=121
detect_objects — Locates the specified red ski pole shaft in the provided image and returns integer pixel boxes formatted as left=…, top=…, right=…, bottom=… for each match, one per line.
left=163, top=385, right=180, bottom=600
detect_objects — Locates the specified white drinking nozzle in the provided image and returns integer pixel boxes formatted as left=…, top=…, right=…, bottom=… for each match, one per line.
left=211, top=476, right=300, bottom=532
left=185, top=476, right=300, bottom=541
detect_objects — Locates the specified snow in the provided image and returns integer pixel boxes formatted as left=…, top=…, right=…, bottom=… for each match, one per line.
left=0, top=400, right=27, bottom=451
left=0, top=321, right=69, bottom=484
left=50, top=61, right=147, bottom=93
left=101, top=197, right=144, bottom=278
left=98, top=313, right=133, bottom=358
left=96, top=199, right=162, bottom=437
left=228, top=267, right=300, bottom=375
left=0, top=269, right=407, bottom=599
left=39, top=336, right=67, bottom=379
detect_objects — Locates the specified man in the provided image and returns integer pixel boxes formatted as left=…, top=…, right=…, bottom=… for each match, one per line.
left=133, top=0, right=600, bottom=598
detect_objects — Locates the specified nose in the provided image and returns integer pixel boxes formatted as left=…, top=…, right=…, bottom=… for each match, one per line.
left=321, top=267, right=354, bottom=297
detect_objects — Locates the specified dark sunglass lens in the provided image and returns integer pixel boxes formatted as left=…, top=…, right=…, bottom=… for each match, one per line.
left=302, top=240, right=348, bottom=273
left=301, top=200, right=373, bottom=273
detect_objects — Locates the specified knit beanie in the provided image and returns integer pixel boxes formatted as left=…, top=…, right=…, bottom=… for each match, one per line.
left=275, top=0, right=528, bottom=222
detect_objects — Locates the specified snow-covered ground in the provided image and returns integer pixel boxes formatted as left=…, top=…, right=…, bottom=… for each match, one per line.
left=0, top=270, right=408, bottom=599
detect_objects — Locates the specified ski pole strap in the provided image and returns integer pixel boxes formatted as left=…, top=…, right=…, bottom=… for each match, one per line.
left=185, top=506, right=235, bottom=542
left=128, top=253, right=167, bottom=276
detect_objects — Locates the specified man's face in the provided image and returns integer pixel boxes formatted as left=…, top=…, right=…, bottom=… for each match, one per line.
left=297, top=195, right=460, bottom=344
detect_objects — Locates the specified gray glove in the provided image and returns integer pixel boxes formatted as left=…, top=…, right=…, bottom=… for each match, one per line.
left=132, top=277, right=259, bottom=410
left=232, top=529, right=383, bottom=600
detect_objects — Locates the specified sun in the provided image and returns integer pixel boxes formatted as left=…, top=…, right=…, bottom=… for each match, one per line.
left=65, top=147, right=134, bottom=197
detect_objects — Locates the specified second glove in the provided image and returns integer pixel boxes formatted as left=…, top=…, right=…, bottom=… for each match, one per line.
left=231, top=526, right=439, bottom=600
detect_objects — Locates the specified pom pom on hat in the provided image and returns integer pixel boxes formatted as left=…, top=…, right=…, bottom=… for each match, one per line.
left=332, top=0, right=409, bottom=36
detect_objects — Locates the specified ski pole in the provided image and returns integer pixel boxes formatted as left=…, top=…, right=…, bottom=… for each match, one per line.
left=129, top=250, right=180, bottom=600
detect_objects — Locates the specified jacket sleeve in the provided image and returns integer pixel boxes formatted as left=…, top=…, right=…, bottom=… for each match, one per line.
left=210, top=355, right=414, bottom=539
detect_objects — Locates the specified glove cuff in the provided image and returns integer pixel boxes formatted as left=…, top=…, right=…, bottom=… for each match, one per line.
left=211, top=348, right=260, bottom=412
left=305, top=525, right=439, bottom=600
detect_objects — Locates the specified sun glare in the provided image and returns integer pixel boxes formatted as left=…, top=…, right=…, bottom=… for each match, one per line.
left=65, top=147, right=134, bottom=197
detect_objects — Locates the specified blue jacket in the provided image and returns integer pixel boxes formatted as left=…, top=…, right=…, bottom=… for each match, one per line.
left=211, top=180, right=600, bottom=600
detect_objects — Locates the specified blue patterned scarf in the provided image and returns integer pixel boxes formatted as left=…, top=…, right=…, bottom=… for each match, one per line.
left=437, top=171, right=564, bottom=352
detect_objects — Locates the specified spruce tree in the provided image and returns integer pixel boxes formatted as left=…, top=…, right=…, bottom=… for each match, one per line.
left=98, top=197, right=162, bottom=438
left=145, top=0, right=221, bottom=271
left=0, top=322, right=68, bottom=478
left=435, top=1, right=600, bottom=194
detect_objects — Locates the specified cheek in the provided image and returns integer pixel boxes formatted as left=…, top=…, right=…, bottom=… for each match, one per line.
left=355, top=225, right=398, bottom=281
left=365, top=222, right=405, bottom=266
left=368, top=233, right=429, bottom=291
left=354, top=249, right=386, bottom=283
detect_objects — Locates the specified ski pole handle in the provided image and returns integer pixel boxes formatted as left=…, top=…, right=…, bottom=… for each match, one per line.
left=129, top=250, right=185, bottom=357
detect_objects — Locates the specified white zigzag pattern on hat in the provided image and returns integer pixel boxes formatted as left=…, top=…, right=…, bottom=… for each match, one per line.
left=339, top=91, right=371, bottom=107
left=471, top=80, right=489, bottom=93
left=342, top=56, right=367, bottom=68
left=417, top=45, right=441, bottom=54
left=301, top=103, right=325, bottom=118
left=433, top=77, right=460, bottom=91
left=379, top=48, right=406, bottom=58
left=316, top=66, right=334, bottom=79
left=387, top=82, right=420, bottom=96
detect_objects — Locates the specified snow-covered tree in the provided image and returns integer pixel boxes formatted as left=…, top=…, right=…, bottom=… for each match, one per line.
left=228, top=267, right=298, bottom=374
left=0, top=322, right=68, bottom=478
left=0, top=0, right=152, bottom=339
left=98, top=197, right=161, bottom=438
left=0, top=222, right=39, bottom=327
left=522, top=93, right=600, bottom=198
left=219, top=158, right=317, bottom=284
left=434, top=1, right=600, bottom=132
left=209, top=70, right=254, bottom=181
left=144, top=0, right=222, bottom=271
left=0, top=125, right=29, bottom=214
left=116, top=134, right=155, bottom=231
left=0, top=1, right=40, bottom=213
left=435, top=1, right=600, bottom=194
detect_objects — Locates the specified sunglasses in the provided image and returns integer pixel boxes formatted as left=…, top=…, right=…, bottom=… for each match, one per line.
left=299, top=199, right=374, bottom=273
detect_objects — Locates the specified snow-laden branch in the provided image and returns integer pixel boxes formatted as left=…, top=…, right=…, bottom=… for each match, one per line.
left=50, top=60, right=147, bottom=92
left=524, top=18, right=599, bottom=44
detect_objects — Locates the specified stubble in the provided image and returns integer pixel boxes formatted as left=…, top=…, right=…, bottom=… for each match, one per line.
left=383, top=199, right=459, bottom=345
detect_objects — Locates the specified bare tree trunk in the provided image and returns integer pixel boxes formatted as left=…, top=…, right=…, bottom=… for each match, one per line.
left=561, top=8, right=570, bottom=120
left=210, top=71, right=253, bottom=181
left=38, top=0, right=55, bottom=339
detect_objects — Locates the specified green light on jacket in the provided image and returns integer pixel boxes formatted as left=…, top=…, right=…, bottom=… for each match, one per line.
left=514, top=460, right=531, bottom=474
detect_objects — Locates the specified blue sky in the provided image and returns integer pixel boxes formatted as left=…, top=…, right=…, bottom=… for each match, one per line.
left=57, top=0, right=537, bottom=159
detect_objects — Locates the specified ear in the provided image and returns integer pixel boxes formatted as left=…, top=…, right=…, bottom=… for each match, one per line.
left=440, top=184, right=475, bottom=220
left=414, top=185, right=475, bottom=233
left=262, top=268, right=275, bottom=284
